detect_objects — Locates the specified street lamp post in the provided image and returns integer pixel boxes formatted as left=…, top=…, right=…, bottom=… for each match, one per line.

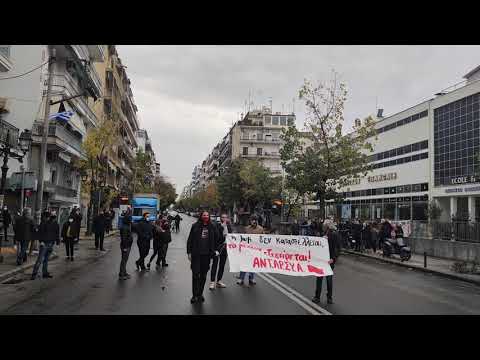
left=0, top=128, right=32, bottom=263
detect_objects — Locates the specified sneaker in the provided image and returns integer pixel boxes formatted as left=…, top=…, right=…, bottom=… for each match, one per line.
left=162, top=262, right=169, bottom=267
left=236, top=280, right=244, bottom=286
left=30, top=274, right=36, bottom=280
left=156, top=264, right=160, bottom=270
left=312, top=297, right=320, bottom=304
left=100, top=249, right=106, bottom=252
left=249, top=279, right=256, bottom=286
left=209, top=282, right=216, bottom=290
left=70, top=257, right=74, bottom=261
left=65, top=256, right=70, bottom=260
left=216, top=281, right=227, bottom=288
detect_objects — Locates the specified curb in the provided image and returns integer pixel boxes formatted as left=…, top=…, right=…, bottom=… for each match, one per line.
left=0, top=255, right=59, bottom=283
left=342, top=250, right=480, bottom=287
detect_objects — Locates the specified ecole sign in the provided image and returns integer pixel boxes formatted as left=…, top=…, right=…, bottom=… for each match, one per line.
left=368, top=172, right=397, bottom=183
left=450, top=175, right=478, bottom=185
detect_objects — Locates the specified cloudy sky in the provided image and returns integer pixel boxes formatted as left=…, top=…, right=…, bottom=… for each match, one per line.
left=118, top=45, right=480, bottom=195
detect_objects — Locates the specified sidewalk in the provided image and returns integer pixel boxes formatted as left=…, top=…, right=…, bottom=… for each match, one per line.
left=0, top=229, right=119, bottom=283
left=342, top=249, right=480, bottom=286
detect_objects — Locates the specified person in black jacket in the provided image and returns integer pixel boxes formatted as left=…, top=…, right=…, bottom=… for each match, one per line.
left=135, top=212, right=153, bottom=271
left=2, top=206, right=12, bottom=243
left=31, top=211, right=60, bottom=280
left=62, top=215, right=76, bottom=260
left=187, top=211, right=218, bottom=304
left=119, top=207, right=133, bottom=280
left=70, top=207, right=82, bottom=246
left=93, top=210, right=107, bottom=251
left=312, top=222, right=339, bottom=305
left=148, top=215, right=171, bottom=270
left=209, top=213, right=232, bottom=290
left=14, top=208, right=36, bottom=265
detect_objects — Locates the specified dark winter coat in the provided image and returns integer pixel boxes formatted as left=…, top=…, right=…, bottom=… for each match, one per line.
left=381, top=222, right=394, bottom=239
left=3, top=210, right=12, bottom=228
left=69, top=212, right=82, bottom=238
left=154, top=219, right=172, bottom=244
left=325, top=229, right=339, bottom=264
left=215, top=222, right=232, bottom=252
left=187, top=220, right=218, bottom=256
left=93, top=214, right=107, bottom=234
left=61, top=221, right=76, bottom=240
left=120, top=213, right=133, bottom=248
left=14, top=215, right=36, bottom=243
left=39, top=218, right=60, bottom=245
left=136, top=219, right=153, bottom=242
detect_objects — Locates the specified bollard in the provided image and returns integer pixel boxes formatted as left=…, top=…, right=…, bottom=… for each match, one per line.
left=424, top=251, right=427, bottom=268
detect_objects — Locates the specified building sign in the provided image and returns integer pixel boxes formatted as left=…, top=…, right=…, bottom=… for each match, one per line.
left=345, top=178, right=361, bottom=186
left=368, top=172, right=397, bottom=183
left=450, top=175, right=478, bottom=185
left=465, top=186, right=480, bottom=193
left=445, top=188, right=463, bottom=193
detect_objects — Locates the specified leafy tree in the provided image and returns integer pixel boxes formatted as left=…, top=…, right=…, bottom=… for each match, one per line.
left=131, top=149, right=155, bottom=193
left=280, top=73, right=376, bottom=219
left=217, top=158, right=280, bottom=214
left=153, top=176, right=177, bottom=211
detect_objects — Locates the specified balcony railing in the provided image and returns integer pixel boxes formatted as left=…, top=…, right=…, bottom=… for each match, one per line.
left=32, top=121, right=85, bottom=158
left=241, top=152, right=280, bottom=159
left=0, top=46, right=13, bottom=72
left=240, top=137, right=282, bottom=143
left=51, top=72, right=98, bottom=127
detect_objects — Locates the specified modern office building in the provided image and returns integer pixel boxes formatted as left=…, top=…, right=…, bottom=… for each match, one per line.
left=316, top=64, right=480, bottom=222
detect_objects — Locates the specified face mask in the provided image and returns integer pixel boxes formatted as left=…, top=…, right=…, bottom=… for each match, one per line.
left=3, top=207, right=6, bottom=211
left=69, top=219, right=73, bottom=223
left=201, top=214, right=209, bottom=223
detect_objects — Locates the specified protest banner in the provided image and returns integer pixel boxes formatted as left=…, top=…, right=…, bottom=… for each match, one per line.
left=226, top=233, right=333, bottom=277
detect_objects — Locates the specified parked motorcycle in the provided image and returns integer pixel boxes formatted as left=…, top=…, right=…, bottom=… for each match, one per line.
left=382, top=236, right=411, bottom=261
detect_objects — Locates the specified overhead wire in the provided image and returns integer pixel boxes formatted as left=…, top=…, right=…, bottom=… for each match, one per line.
left=0, top=59, right=51, bottom=81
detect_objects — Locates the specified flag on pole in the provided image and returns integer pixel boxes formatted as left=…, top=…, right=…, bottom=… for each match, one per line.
left=49, top=102, right=74, bottom=122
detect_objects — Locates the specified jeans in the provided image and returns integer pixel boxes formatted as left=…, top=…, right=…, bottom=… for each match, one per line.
left=95, top=231, right=105, bottom=249
left=136, top=239, right=150, bottom=268
left=239, top=271, right=255, bottom=282
left=159, top=243, right=168, bottom=264
left=64, top=237, right=74, bottom=257
left=211, top=250, right=227, bottom=282
left=315, top=264, right=334, bottom=299
left=119, top=246, right=131, bottom=276
left=32, top=243, right=54, bottom=277
left=16, top=240, right=29, bottom=265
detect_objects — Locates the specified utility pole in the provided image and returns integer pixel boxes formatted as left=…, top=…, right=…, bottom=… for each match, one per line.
left=35, top=46, right=55, bottom=224
left=20, top=165, right=25, bottom=213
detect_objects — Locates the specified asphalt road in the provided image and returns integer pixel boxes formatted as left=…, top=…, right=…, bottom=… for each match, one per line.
left=1, top=215, right=480, bottom=315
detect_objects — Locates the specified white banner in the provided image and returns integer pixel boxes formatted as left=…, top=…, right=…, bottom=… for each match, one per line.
left=226, top=233, right=333, bottom=277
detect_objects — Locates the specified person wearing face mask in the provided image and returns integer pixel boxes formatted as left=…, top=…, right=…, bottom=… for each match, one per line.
left=62, top=216, right=76, bottom=261
left=31, top=211, right=60, bottom=280
left=2, top=206, right=11, bottom=243
left=119, top=207, right=133, bottom=280
left=237, top=215, right=264, bottom=286
left=186, top=211, right=218, bottom=304
left=14, top=208, right=36, bottom=266
left=209, top=213, right=232, bottom=290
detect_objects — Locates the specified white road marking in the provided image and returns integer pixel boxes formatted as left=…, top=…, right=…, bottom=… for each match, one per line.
left=257, top=273, right=332, bottom=315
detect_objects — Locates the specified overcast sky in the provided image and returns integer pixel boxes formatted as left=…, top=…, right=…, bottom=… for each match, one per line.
left=118, top=45, right=480, bottom=195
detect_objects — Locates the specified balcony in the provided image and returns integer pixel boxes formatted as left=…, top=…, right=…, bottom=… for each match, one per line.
left=0, top=46, right=13, bottom=72
left=32, top=121, right=86, bottom=160
left=240, top=136, right=282, bottom=144
left=51, top=72, right=98, bottom=127
left=241, top=152, right=280, bottom=159
left=87, top=45, right=105, bottom=62
left=45, top=182, right=78, bottom=203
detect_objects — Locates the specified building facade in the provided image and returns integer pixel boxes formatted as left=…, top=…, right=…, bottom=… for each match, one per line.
left=0, top=45, right=104, bottom=224
left=310, top=64, right=480, bottom=223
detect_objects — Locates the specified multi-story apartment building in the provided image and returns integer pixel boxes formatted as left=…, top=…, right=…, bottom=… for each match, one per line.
left=0, top=45, right=104, bottom=223
left=230, top=108, right=295, bottom=175
left=94, top=45, right=139, bottom=195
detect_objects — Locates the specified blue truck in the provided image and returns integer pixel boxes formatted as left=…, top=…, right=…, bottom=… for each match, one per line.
left=131, top=193, right=160, bottom=223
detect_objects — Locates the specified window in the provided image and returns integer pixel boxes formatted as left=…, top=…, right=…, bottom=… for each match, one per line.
left=287, top=117, right=295, bottom=126
left=280, top=116, right=287, bottom=126
left=264, top=116, right=271, bottom=125
left=243, top=147, right=248, bottom=156
left=272, top=116, right=279, bottom=125
left=257, top=148, right=263, bottom=155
